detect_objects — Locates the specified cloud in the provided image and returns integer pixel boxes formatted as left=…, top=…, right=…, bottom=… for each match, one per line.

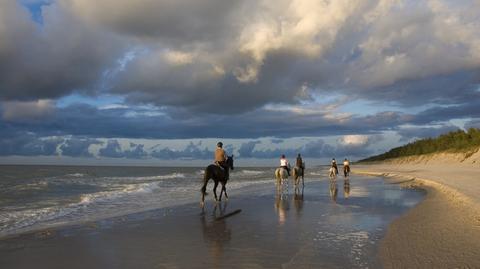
left=123, top=143, right=148, bottom=159
left=337, top=135, right=370, bottom=146
left=59, top=137, right=103, bottom=157
left=0, top=134, right=63, bottom=156
left=270, top=139, right=284, bottom=144
left=0, top=1, right=126, bottom=101
left=2, top=0, right=480, bottom=161
left=237, top=141, right=261, bottom=158
left=1, top=99, right=54, bottom=121
left=151, top=142, right=213, bottom=160
left=3, top=0, right=480, bottom=114
left=98, top=139, right=124, bottom=158
left=397, top=125, right=460, bottom=142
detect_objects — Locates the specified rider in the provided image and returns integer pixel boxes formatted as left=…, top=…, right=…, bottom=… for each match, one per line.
left=215, top=142, right=227, bottom=167
left=296, top=153, right=304, bottom=176
left=296, top=153, right=304, bottom=168
left=343, top=158, right=350, bottom=173
left=280, top=154, right=290, bottom=176
left=331, top=158, right=338, bottom=174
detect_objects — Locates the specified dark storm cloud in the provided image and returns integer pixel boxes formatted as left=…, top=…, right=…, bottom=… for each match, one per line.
left=0, top=1, right=126, bottom=101
left=411, top=100, right=480, bottom=125
left=65, top=0, right=247, bottom=44
left=0, top=103, right=409, bottom=139
left=2, top=0, right=480, bottom=158
left=3, top=0, right=480, bottom=113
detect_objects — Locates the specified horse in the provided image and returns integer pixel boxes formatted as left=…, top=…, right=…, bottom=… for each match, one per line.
left=343, top=165, right=350, bottom=177
left=292, top=165, right=304, bottom=187
left=201, top=155, right=234, bottom=205
left=328, top=166, right=337, bottom=179
left=275, top=167, right=289, bottom=189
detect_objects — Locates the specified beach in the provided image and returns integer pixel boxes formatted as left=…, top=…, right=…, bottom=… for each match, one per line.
left=0, top=165, right=425, bottom=268
left=354, top=152, right=480, bottom=268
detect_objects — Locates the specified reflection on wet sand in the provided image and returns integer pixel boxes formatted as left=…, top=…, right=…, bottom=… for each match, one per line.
left=274, top=191, right=290, bottom=225
left=344, top=178, right=351, bottom=199
left=200, top=203, right=231, bottom=268
left=329, top=179, right=338, bottom=202
left=293, top=186, right=304, bottom=218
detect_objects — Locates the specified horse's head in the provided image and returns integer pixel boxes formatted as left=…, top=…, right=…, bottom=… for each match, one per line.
left=226, top=155, right=234, bottom=170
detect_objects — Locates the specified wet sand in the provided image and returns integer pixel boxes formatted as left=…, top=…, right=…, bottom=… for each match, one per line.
left=0, top=176, right=424, bottom=269
left=354, top=164, right=480, bottom=268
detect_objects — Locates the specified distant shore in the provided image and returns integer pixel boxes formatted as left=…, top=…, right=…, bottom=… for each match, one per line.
left=354, top=157, right=480, bottom=268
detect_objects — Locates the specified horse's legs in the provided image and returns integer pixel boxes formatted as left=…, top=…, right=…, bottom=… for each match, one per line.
left=219, top=182, right=224, bottom=201
left=222, top=183, right=228, bottom=200
left=200, top=174, right=210, bottom=205
left=213, top=181, right=219, bottom=201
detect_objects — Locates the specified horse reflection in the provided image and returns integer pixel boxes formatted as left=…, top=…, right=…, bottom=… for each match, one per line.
left=200, top=203, right=232, bottom=268
left=329, top=179, right=338, bottom=202
left=274, top=191, right=290, bottom=225
left=344, top=178, right=350, bottom=199
left=293, top=185, right=304, bottom=218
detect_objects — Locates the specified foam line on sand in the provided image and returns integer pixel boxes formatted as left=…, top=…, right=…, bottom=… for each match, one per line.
left=354, top=165, right=480, bottom=268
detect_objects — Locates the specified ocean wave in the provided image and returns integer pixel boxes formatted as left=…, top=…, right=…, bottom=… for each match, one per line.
left=10, top=181, right=49, bottom=191
left=101, top=173, right=187, bottom=182
left=79, top=182, right=161, bottom=204
left=235, top=169, right=265, bottom=176
left=65, top=173, right=86, bottom=177
left=0, top=181, right=163, bottom=238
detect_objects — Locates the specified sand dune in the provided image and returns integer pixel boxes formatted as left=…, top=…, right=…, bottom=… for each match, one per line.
left=354, top=149, right=480, bottom=268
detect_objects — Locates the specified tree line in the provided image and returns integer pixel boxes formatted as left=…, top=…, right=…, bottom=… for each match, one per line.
left=358, top=128, right=480, bottom=162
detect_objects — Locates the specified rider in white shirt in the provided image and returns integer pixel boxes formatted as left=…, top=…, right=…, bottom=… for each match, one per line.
left=280, top=154, right=290, bottom=176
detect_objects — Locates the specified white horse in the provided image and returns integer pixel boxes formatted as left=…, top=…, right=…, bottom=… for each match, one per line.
left=328, top=166, right=337, bottom=179
left=275, top=167, right=289, bottom=189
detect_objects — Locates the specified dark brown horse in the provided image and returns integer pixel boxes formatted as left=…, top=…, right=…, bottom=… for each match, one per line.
left=201, top=156, right=234, bottom=205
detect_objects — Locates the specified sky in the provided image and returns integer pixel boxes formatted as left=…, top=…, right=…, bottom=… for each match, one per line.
left=0, top=0, right=479, bottom=166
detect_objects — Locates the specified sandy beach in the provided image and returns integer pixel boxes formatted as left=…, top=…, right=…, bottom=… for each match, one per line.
left=354, top=151, right=480, bottom=268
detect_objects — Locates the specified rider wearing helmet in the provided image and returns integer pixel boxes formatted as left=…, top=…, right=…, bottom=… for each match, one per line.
left=280, top=154, right=291, bottom=176
left=296, top=153, right=304, bottom=169
left=331, top=158, right=338, bottom=175
left=215, top=142, right=227, bottom=168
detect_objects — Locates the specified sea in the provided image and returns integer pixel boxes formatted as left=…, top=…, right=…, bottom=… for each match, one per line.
left=0, top=165, right=424, bottom=244
left=0, top=165, right=275, bottom=238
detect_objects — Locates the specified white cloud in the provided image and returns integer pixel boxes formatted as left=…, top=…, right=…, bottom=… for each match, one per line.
left=338, top=135, right=370, bottom=146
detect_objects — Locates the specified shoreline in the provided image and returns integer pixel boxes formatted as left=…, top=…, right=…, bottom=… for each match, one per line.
left=354, top=164, right=480, bottom=268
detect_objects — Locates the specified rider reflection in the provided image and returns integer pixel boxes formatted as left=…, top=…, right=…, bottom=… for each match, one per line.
left=344, top=178, right=351, bottom=199
left=329, top=180, right=338, bottom=202
left=200, top=203, right=232, bottom=268
left=293, top=186, right=304, bottom=218
left=274, top=191, right=290, bottom=225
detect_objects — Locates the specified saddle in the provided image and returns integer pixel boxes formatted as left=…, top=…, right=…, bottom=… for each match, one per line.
left=215, top=161, right=226, bottom=171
